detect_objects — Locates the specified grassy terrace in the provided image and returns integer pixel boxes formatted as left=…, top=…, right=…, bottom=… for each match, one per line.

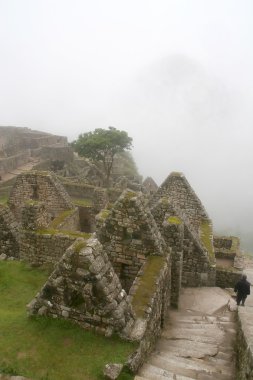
left=73, top=198, right=93, bottom=207
left=0, top=194, right=9, bottom=204
left=131, top=256, right=166, bottom=318
left=0, top=261, right=136, bottom=380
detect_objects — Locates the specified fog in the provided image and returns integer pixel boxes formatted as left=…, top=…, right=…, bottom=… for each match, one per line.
left=0, top=1, right=252, bottom=249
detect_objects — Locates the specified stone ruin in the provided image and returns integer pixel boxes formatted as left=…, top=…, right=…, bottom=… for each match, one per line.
left=0, top=168, right=244, bottom=373
left=28, top=237, right=134, bottom=336
left=142, top=176, right=158, bottom=195
left=0, top=126, right=69, bottom=178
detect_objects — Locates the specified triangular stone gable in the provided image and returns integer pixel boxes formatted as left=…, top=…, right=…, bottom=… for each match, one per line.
left=27, top=236, right=134, bottom=336
left=0, top=205, right=20, bottom=258
left=143, top=176, right=158, bottom=194
left=8, top=170, right=74, bottom=221
left=96, top=189, right=167, bottom=292
left=150, top=172, right=209, bottom=232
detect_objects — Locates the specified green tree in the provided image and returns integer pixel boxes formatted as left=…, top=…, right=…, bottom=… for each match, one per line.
left=72, top=127, right=133, bottom=186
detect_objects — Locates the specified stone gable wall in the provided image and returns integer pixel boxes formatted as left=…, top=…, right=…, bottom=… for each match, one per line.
left=8, top=171, right=74, bottom=221
left=21, top=202, right=51, bottom=230
left=27, top=237, right=134, bottom=335
left=151, top=197, right=216, bottom=289
left=151, top=172, right=209, bottom=232
left=182, top=225, right=216, bottom=286
left=96, top=190, right=166, bottom=292
left=142, top=176, right=158, bottom=195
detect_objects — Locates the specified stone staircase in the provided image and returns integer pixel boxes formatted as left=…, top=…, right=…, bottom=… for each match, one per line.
left=135, top=288, right=237, bottom=380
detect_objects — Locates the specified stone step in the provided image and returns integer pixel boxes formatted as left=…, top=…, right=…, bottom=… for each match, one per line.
left=151, top=352, right=233, bottom=377
left=161, top=328, right=224, bottom=344
left=138, top=363, right=197, bottom=380
left=204, top=355, right=235, bottom=368
left=197, top=372, right=235, bottom=380
left=166, top=322, right=222, bottom=330
left=149, top=352, right=234, bottom=378
left=156, top=338, right=219, bottom=358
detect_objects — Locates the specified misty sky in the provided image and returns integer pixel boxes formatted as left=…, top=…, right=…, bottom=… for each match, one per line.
left=0, top=1, right=253, bottom=248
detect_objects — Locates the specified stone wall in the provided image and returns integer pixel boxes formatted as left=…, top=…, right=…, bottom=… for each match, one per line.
left=61, top=181, right=108, bottom=212
left=162, top=219, right=184, bottom=307
left=0, top=205, right=20, bottom=258
left=0, top=151, right=31, bottom=176
left=21, top=201, right=51, bottom=230
left=216, top=267, right=242, bottom=288
left=97, top=189, right=166, bottom=293
left=182, top=224, right=216, bottom=286
left=150, top=172, right=209, bottom=232
left=8, top=171, right=74, bottom=221
left=22, top=135, right=67, bottom=149
left=142, top=176, right=158, bottom=195
left=50, top=208, right=80, bottom=232
left=236, top=308, right=253, bottom=379
left=20, top=230, right=77, bottom=265
left=214, top=235, right=240, bottom=259
left=27, top=237, right=134, bottom=335
left=126, top=255, right=171, bottom=372
left=40, top=146, right=74, bottom=162
left=151, top=197, right=216, bottom=290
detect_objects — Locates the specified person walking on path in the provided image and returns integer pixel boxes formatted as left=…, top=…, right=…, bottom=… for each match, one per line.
left=234, top=274, right=251, bottom=306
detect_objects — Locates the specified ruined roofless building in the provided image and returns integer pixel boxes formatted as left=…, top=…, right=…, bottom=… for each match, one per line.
left=0, top=169, right=243, bottom=372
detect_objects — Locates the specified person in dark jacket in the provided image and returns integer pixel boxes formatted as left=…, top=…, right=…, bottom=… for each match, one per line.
left=234, top=274, right=251, bottom=306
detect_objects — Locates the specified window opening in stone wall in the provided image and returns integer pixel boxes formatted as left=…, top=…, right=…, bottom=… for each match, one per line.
left=122, top=227, right=132, bottom=243
left=132, top=231, right=141, bottom=240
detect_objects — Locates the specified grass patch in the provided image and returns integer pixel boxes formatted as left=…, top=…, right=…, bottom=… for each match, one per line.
left=0, top=194, right=9, bottom=204
left=98, top=209, right=110, bottom=219
left=73, top=198, right=93, bottom=207
left=73, top=240, right=87, bottom=253
left=125, top=190, right=136, bottom=199
left=0, top=261, right=136, bottom=380
left=132, top=256, right=166, bottom=318
left=167, top=216, right=182, bottom=225
left=50, top=209, right=76, bottom=229
left=36, top=229, right=91, bottom=240
left=200, top=220, right=215, bottom=262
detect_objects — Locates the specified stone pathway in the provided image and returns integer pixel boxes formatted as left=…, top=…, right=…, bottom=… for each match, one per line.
left=135, top=287, right=237, bottom=380
left=0, top=158, right=41, bottom=184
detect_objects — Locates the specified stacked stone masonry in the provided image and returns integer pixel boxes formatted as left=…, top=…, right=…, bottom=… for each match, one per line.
left=27, top=237, right=134, bottom=335
left=0, top=126, right=67, bottom=176
left=0, top=163, right=245, bottom=375
left=96, top=189, right=166, bottom=293
left=8, top=171, right=74, bottom=221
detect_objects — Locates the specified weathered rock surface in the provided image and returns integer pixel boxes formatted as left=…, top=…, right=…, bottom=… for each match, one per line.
left=103, top=363, right=123, bottom=379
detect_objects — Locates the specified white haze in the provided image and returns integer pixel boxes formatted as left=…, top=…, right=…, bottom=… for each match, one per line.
left=0, top=0, right=252, bottom=249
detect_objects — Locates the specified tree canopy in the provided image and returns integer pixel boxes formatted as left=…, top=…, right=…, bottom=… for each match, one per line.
left=72, top=127, right=133, bottom=185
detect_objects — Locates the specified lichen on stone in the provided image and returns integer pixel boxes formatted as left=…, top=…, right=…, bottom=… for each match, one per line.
left=167, top=216, right=182, bottom=225
left=131, top=255, right=166, bottom=318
